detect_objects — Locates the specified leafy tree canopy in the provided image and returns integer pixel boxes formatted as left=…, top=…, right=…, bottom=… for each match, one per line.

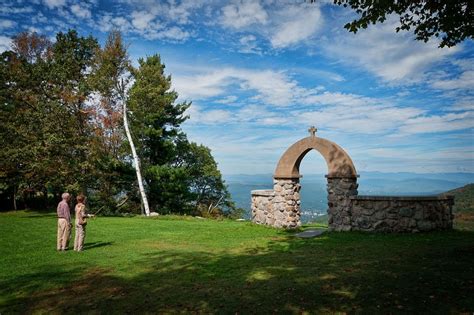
left=329, top=0, right=473, bottom=47
left=0, top=29, right=239, bottom=218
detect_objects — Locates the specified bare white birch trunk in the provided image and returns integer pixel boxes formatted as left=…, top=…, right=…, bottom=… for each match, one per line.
left=123, top=100, right=151, bottom=216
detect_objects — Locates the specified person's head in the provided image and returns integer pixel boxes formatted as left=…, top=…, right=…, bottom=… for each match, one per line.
left=76, top=194, right=86, bottom=204
left=61, top=192, right=70, bottom=201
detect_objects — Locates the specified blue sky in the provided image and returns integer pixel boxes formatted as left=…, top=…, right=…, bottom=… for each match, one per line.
left=1, top=0, right=473, bottom=175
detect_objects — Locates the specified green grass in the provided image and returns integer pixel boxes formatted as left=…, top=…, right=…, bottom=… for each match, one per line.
left=1, top=211, right=474, bottom=314
left=444, top=183, right=474, bottom=213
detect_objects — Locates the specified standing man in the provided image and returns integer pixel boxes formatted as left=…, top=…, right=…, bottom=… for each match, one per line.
left=57, top=192, right=71, bottom=251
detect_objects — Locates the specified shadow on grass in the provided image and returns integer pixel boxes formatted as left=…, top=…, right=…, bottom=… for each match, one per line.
left=83, top=241, right=114, bottom=250
left=1, top=230, right=474, bottom=314
left=21, top=212, right=57, bottom=218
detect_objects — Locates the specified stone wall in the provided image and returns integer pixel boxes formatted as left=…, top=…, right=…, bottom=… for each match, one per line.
left=251, top=178, right=454, bottom=233
left=327, top=176, right=358, bottom=231
left=251, top=190, right=274, bottom=226
left=251, top=179, right=301, bottom=228
left=348, top=195, right=454, bottom=232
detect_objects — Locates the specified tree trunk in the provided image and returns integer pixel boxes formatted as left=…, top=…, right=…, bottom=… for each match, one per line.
left=123, top=101, right=151, bottom=216
left=13, top=185, right=17, bottom=211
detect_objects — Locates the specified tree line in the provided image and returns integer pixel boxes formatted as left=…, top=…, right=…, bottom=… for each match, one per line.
left=0, top=29, right=242, bottom=218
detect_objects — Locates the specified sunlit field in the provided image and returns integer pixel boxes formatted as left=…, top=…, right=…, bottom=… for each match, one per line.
left=1, top=211, right=473, bottom=314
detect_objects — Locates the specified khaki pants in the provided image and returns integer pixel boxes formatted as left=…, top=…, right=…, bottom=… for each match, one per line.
left=74, top=224, right=86, bottom=251
left=57, top=218, right=70, bottom=250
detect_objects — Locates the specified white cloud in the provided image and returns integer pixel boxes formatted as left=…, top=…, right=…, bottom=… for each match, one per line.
left=451, top=99, right=474, bottom=112
left=173, top=69, right=230, bottom=100
left=97, top=10, right=189, bottom=42
left=323, top=17, right=458, bottom=83
left=173, top=67, right=300, bottom=106
left=147, top=26, right=190, bottom=41
left=366, top=148, right=419, bottom=159
left=220, top=0, right=268, bottom=29
left=434, top=147, right=474, bottom=161
left=401, top=112, right=474, bottom=134
left=238, top=35, right=261, bottom=54
left=31, top=12, right=48, bottom=24
left=131, top=11, right=156, bottom=30
left=220, top=1, right=323, bottom=50
left=70, top=4, right=92, bottom=19
left=111, top=17, right=130, bottom=29
left=166, top=0, right=207, bottom=24
left=430, top=59, right=474, bottom=90
left=431, top=70, right=474, bottom=90
left=0, top=35, right=11, bottom=53
left=96, top=14, right=132, bottom=32
left=270, top=4, right=323, bottom=49
left=43, top=0, right=66, bottom=9
left=295, top=102, right=424, bottom=134
left=187, top=105, right=232, bottom=124
left=121, top=0, right=206, bottom=25
left=0, top=6, right=34, bottom=14
left=173, top=62, right=473, bottom=136
left=216, top=95, right=238, bottom=104
left=0, top=19, right=16, bottom=29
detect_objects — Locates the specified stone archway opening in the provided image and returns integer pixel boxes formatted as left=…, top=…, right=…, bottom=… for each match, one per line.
left=298, top=151, right=330, bottom=223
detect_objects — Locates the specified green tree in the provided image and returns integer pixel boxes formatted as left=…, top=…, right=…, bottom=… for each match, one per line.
left=128, top=55, right=236, bottom=216
left=0, top=29, right=237, bottom=218
left=0, top=30, right=98, bottom=208
left=88, top=30, right=144, bottom=214
left=181, top=142, right=238, bottom=217
left=128, top=55, right=190, bottom=213
left=332, top=0, right=473, bottom=47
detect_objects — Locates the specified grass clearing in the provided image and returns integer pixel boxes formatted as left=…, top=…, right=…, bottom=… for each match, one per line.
left=1, top=210, right=473, bottom=313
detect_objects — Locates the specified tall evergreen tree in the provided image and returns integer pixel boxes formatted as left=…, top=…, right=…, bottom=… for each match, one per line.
left=89, top=30, right=146, bottom=214
left=128, top=55, right=236, bottom=216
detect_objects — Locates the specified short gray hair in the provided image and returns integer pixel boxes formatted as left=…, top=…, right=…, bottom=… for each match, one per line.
left=61, top=192, right=70, bottom=200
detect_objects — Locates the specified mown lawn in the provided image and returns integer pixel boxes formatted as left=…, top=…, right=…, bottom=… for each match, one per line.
left=1, top=211, right=473, bottom=314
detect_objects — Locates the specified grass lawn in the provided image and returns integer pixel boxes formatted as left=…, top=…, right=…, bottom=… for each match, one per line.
left=1, top=211, right=473, bottom=314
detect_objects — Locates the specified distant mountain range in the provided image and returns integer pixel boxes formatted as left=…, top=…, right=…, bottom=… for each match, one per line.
left=224, top=172, right=474, bottom=222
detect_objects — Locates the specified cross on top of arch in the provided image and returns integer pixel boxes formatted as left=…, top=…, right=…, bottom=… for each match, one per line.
left=308, top=126, right=317, bottom=137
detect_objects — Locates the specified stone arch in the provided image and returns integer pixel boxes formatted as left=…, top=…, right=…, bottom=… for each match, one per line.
left=274, top=135, right=357, bottom=179
left=251, top=127, right=454, bottom=232
left=251, top=127, right=359, bottom=230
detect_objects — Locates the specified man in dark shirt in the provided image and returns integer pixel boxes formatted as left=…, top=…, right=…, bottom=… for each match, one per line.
left=57, top=193, right=71, bottom=251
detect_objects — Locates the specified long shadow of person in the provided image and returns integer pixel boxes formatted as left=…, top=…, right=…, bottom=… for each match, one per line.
left=82, top=242, right=114, bottom=250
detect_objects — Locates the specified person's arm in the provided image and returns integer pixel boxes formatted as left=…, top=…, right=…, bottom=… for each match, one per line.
left=78, top=205, right=87, bottom=225
left=82, top=205, right=95, bottom=218
left=64, top=203, right=71, bottom=223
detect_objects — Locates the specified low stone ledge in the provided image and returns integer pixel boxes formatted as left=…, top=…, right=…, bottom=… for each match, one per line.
left=325, top=175, right=360, bottom=179
left=251, top=189, right=275, bottom=197
left=351, top=195, right=454, bottom=201
left=273, top=175, right=303, bottom=179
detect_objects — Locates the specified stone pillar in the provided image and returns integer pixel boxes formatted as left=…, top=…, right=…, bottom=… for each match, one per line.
left=326, top=176, right=358, bottom=231
left=251, top=190, right=275, bottom=226
left=273, top=178, right=301, bottom=228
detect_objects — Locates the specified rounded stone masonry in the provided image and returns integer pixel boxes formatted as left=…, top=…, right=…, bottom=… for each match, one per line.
left=250, top=179, right=302, bottom=229
left=273, top=178, right=301, bottom=229
left=349, top=195, right=454, bottom=232
left=251, top=190, right=275, bottom=226
left=326, top=176, right=359, bottom=231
